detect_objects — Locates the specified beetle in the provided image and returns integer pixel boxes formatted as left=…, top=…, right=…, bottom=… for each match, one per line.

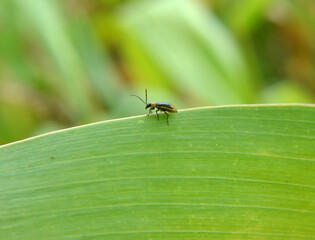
left=130, top=89, right=177, bottom=125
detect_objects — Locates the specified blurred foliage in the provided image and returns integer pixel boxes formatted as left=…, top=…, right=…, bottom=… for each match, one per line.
left=0, top=0, right=314, bottom=145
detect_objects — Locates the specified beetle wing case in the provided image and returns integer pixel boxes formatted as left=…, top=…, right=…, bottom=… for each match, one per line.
left=156, top=102, right=177, bottom=113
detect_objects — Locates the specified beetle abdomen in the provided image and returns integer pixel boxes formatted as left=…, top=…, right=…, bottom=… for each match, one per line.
left=156, top=102, right=177, bottom=113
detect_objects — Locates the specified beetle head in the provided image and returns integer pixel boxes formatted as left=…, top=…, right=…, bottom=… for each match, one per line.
left=145, top=103, right=151, bottom=109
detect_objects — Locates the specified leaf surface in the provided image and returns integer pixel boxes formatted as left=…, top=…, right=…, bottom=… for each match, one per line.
left=1, top=104, right=314, bottom=239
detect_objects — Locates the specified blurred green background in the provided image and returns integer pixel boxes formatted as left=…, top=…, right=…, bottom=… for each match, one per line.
left=0, top=0, right=314, bottom=145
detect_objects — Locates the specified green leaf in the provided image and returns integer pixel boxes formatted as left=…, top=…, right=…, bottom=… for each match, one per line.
left=13, top=0, right=93, bottom=121
left=1, top=104, right=314, bottom=239
left=117, top=0, right=255, bottom=105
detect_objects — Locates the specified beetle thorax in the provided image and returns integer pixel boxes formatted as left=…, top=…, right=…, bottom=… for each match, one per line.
left=146, top=103, right=156, bottom=109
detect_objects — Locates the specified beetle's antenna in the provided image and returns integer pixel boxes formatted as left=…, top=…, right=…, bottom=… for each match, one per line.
left=130, top=94, right=146, bottom=105
left=145, top=89, right=147, bottom=104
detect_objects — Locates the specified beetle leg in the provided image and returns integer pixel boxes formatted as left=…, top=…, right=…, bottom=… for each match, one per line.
left=164, top=111, right=169, bottom=125
left=147, top=108, right=153, bottom=116
left=156, top=109, right=159, bottom=120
